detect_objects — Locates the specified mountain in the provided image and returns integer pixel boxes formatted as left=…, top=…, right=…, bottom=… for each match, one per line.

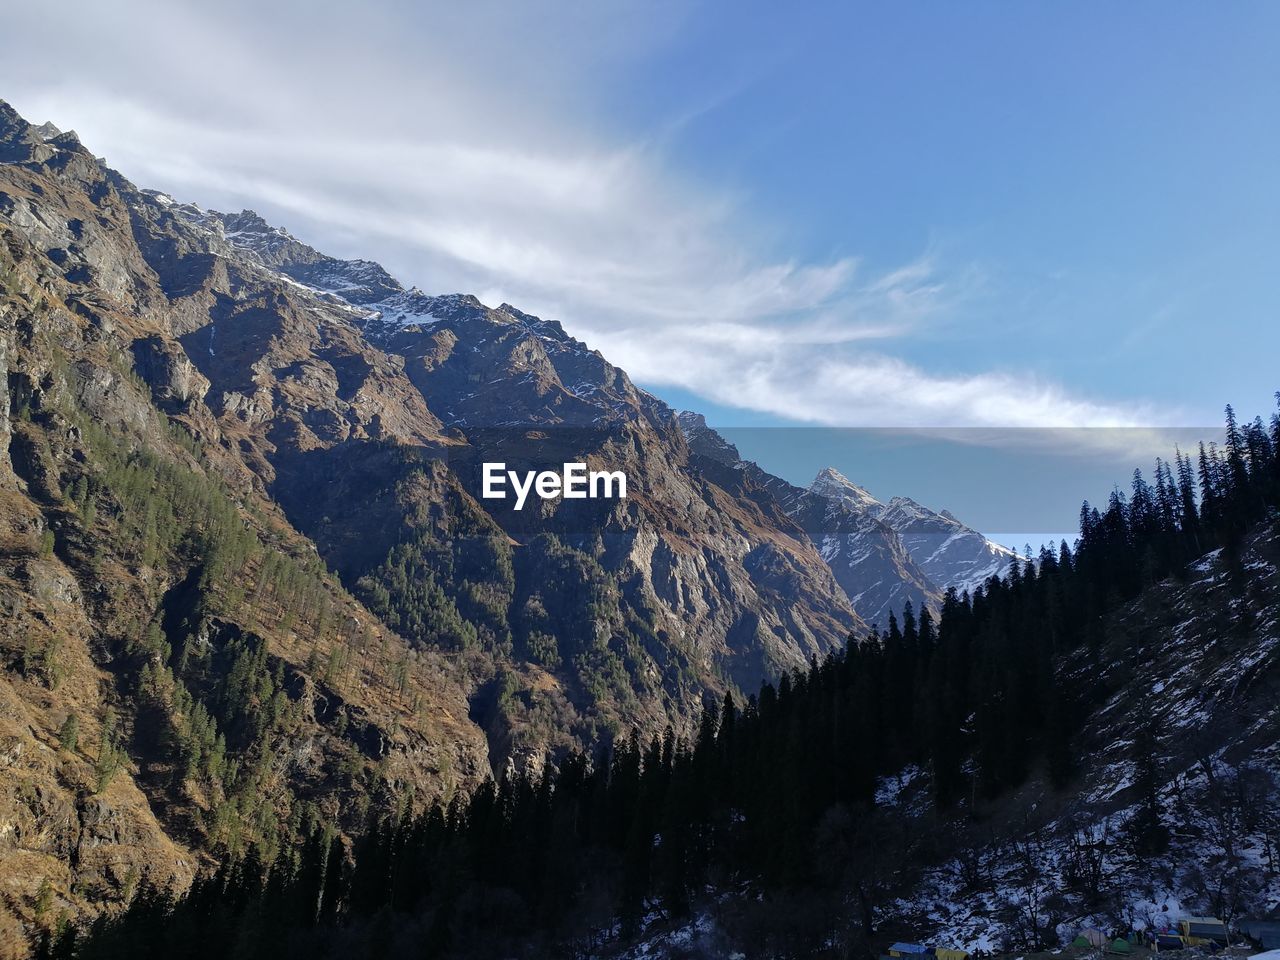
left=886, top=522, right=1280, bottom=951
left=61, top=457, right=1280, bottom=959
left=0, top=98, right=864, bottom=941
left=0, top=97, right=496, bottom=937
left=6, top=96, right=1280, bottom=960
left=678, top=413, right=941, bottom=628
left=136, top=175, right=864, bottom=705
left=676, top=413, right=1011, bottom=629
left=809, top=466, right=1016, bottom=598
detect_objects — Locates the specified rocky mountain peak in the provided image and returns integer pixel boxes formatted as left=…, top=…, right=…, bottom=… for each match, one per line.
left=676, top=410, right=710, bottom=435
left=0, top=100, right=53, bottom=163
left=882, top=494, right=932, bottom=522
left=0, top=102, right=85, bottom=162
left=0, top=98, right=24, bottom=135
left=881, top=495, right=975, bottom=533
left=808, top=466, right=881, bottom=512
left=221, top=208, right=286, bottom=237
left=214, top=208, right=323, bottom=267
left=496, top=303, right=569, bottom=340
left=676, top=411, right=744, bottom=464
left=873, top=495, right=1015, bottom=597
left=669, top=420, right=940, bottom=625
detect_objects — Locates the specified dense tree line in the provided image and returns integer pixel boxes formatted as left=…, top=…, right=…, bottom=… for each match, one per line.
left=51, top=398, right=1280, bottom=958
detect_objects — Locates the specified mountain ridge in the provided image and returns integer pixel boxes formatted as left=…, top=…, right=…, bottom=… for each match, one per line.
left=0, top=95, right=877, bottom=941
left=677, top=411, right=943, bottom=628
left=806, top=465, right=1017, bottom=599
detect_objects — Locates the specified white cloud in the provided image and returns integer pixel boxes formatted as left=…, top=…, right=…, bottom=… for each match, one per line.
left=587, top=319, right=1154, bottom=430
left=0, top=0, right=1163, bottom=431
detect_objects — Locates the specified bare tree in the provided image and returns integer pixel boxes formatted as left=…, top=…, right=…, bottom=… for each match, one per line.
left=1001, top=825, right=1063, bottom=952
left=1061, top=821, right=1114, bottom=909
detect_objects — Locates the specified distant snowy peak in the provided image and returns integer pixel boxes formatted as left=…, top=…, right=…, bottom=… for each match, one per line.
left=877, top=495, right=949, bottom=529
left=879, top=494, right=1014, bottom=557
left=804, top=466, right=1015, bottom=597
left=673, top=424, right=940, bottom=625
left=808, top=467, right=883, bottom=513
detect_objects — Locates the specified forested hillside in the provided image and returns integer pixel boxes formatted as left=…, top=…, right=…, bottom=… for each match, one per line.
left=0, top=183, right=491, bottom=950
left=0, top=94, right=932, bottom=955
left=4, top=0, right=1278, bottom=951
left=54, top=399, right=1280, bottom=958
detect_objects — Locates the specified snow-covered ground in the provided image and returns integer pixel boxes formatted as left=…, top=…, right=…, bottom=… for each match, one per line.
left=884, top=530, right=1280, bottom=952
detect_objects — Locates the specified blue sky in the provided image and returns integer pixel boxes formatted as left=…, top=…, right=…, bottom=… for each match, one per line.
left=626, top=2, right=1280, bottom=420
left=3, top=0, right=1277, bottom=540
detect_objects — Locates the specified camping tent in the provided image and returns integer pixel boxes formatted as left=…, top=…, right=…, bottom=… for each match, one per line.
left=1108, top=939, right=1132, bottom=955
left=890, top=946, right=927, bottom=957
left=1247, top=951, right=1280, bottom=960
left=1080, top=929, right=1108, bottom=948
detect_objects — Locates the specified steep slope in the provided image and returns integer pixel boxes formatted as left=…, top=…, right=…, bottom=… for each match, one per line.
left=0, top=101, right=494, bottom=944
left=142, top=182, right=864, bottom=727
left=880, top=521, right=1280, bottom=951
left=810, top=466, right=1016, bottom=598
left=679, top=412, right=941, bottom=628
left=56, top=509, right=1280, bottom=960
left=0, top=91, right=865, bottom=871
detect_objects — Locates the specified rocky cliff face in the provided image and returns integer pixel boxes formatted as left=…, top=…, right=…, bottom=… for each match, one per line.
left=0, top=100, right=480, bottom=946
left=677, top=416, right=1016, bottom=627
left=134, top=173, right=864, bottom=706
left=678, top=413, right=941, bottom=628
left=0, top=98, right=866, bottom=947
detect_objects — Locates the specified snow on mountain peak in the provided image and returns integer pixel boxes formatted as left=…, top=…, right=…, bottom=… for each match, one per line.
left=803, top=468, right=1016, bottom=597
left=809, top=467, right=882, bottom=511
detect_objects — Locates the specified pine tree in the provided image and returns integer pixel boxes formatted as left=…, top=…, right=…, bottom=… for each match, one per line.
left=57, top=714, right=79, bottom=754
left=1127, top=714, right=1170, bottom=856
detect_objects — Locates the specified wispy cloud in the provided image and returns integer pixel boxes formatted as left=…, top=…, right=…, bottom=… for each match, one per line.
left=586, top=319, right=1156, bottom=431
left=2, top=0, right=1163, bottom=432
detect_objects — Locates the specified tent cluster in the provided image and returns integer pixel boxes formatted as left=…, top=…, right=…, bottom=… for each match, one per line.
left=1070, top=918, right=1233, bottom=954
left=1148, top=918, right=1231, bottom=952
left=886, top=942, right=969, bottom=960
left=1072, top=928, right=1110, bottom=949
left=1069, top=930, right=1133, bottom=955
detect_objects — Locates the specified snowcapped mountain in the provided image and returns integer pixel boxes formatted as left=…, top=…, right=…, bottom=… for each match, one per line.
left=809, top=465, right=882, bottom=513
left=809, top=467, right=1017, bottom=597
left=149, top=195, right=660, bottom=428
left=675, top=418, right=1018, bottom=625
left=677, top=414, right=941, bottom=629
left=0, top=96, right=874, bottom=925
left=145, top=194, right=467, bottom=333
